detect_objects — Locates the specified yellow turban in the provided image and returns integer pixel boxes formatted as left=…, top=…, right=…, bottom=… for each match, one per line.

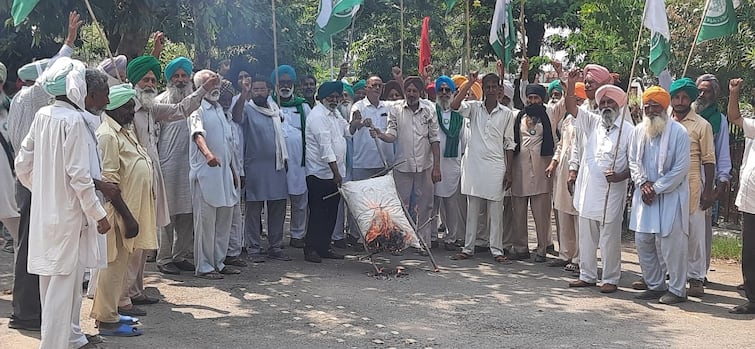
left=469, top=81, right=482, bottom=101
left=575, top=82, right=587, bottom=100
left=642, top=86, right=671, bottom=109
left=452, top=75, right=467, bottom=88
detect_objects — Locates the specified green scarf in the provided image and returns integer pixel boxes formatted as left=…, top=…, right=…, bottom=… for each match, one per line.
left=436, top=105, right=463, bottom=158
left=275, top=95, right=308, bottom=166
left=698, top=103, right=722, bottom=135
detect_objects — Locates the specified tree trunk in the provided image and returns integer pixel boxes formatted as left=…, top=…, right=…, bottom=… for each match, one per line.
left=525, top=19, right=545, bottom=58
left=116, top=31, right=151, bottom=61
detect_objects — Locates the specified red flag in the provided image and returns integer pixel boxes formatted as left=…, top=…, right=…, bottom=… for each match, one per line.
left=419, top=16, right=431, bottom=75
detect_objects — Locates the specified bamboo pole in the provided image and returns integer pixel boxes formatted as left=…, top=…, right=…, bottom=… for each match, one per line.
left=600, top=2, right=648, bottom=226
left=683, top=0, right=712, bottom=77
left=466, top=0, right=471, bottom=72
left=83, top=0, right=122, bottom=81
left=400, top=0, right=404, bottom=72
left=519, top=0, right=526, bottom=60
left=272, top=0, right=281, bottom=107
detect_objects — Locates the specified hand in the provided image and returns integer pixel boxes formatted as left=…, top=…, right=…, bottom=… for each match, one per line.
left=640, top=181, right=656, bottom=205
left=152, top=31, right=165, bottom=54
left=545, top=160, right=557, bottom=178
left=362, top=117, right=373, bottom=128
left=98, top=181, right=121, bottom=201
left=339, top=62, right=349, bottom=77
left=503, top=171, right=512, bottom=190
left=96, top=217, right=111, bottom=234
left=206, top=152, right=220, bottom=167
left=567, top=170, right=577, bottom=196
left=202, top=73, right=221, bottom=90
left=350, top=110, right=362, bottom=128
left=65, top=11, right=83, bottom=46
left=467, top=71, right=479, bottom=85
left=421, top=64, right=433, bottom=80
left=369, top=127, right=381, bottom=139
left=496, top=60, right=505, bottom=77
left=567, top=67, right=582, bottom=81
left=604, top=169, right=621, bottom=183
left=700, top=189, right=716, bottom=210
left=730, top=78, right=744, bottom=95
left=551, top=59, right=563, bottom=76
left=392, top=66, right=403, bottom=81
left=333, top=172, right=343, bottom=187
left=521, top=56, right=530, bottom=79
left=431, top=165, right=442, bottom=183
left=124, top=216, right=139, bottom=239
left=715, top=182, right=728, bottom=200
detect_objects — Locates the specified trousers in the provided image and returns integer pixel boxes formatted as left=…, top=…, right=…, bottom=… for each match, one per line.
left=157, top=213, right=194, bottom=266
left=245, top=199, right=287, bottom=254
left=11, top=182, right=40, bottom=326
left=433, top=186, right=467, bottom=243
left=193, top=189, right=233, bottom=274
left=635, top=216, right=688, bottom=297
left=289, top=193, right=308, bottom=240
left=463, top=196, right=504, bottom=257
left=557, top=210, right=579, bottom=263
left=687, top=209, right=707, bottom=281
left=578, top=217, right=622, bottom=285
left=305, top=176, right=340, bottom=255
left=393, top=170, right=434, bottom=245
left=512, top=193, right=552, bottom=256
left=39, top=265, right=87, bottom=349
left=91, top=231, right=131, bottom=323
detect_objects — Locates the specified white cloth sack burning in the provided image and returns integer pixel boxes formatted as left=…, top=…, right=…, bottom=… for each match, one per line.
left=340, top=174, right=420, bottom=253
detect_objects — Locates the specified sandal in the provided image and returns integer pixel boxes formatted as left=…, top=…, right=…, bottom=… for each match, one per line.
left=450, top=252, right=472, bottom=260
left=564, top=263, right=579, bottom=272
left=119, top=315, right=139, bottom=325
left=494, top=255, right=510, bottom=264
left=219, top=267, right=241, bottom=275
left=195, top=271, right=224, bottom=280
left=99, top=323, right=143, bottom=337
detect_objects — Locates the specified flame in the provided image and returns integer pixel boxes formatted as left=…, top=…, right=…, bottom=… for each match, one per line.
left=363, top=206, right=411, bottom=252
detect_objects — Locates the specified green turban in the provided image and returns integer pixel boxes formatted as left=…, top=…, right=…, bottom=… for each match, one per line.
left=669, top=77, right=699, bottom=101
left=127, top=55, right=161, bottom=83
left=106, top=84, right=136, bottom=111
left=343, top=83, right=354, bottom=97
left=547, top=80, right=563, bottom=97
left=353, top=79, right=366, bottom=92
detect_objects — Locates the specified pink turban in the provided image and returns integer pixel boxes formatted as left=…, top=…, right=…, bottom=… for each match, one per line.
left=595, top=85, right=627, bottom=108
left=584, top=64, right=613, bottom=85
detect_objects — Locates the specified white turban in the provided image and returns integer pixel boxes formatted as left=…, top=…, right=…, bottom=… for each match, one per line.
left=0, top=62, right=6, bottom=82
left=503, top=80, right=515, bottom=99
left=41, top=57, right=87, bottom=110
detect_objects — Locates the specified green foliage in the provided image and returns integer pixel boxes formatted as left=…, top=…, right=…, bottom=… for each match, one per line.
left=711, top=235, right=742, bottom=262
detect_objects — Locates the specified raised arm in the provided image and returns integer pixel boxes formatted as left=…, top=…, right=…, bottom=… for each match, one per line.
left=728, top=78, right=744, bottom=129
left=451, top=71, right=478, bottom=111
left=152, top=74, right=218, bottom=122
left=565, top=68, right=582, bottom=119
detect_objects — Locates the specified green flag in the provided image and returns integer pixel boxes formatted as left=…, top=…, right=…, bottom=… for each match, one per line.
left=445, top=0, right=458, bottom=15
left=489, top=0, right=517, bottom=65
left=11, top=0, right=40, bottom=26
left=314, top=0, right=364, bottom=53
left=644, top=0, right=671, bottom=76
left=696, top=0, right=738, bottom=43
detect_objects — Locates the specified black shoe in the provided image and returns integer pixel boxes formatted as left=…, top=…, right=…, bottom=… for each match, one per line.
left=729, top=302, right=755, bottom=314
left=131, top=295, right=159, bottom=305
left=533, top=254, right=547, bottom=263
left=546, top=244, right=558, bottom=257
left=508, top=251, right=530, bottom=261
left=474, top=245, right=488, bottom=253
left=634, top=289, right=667, bottom=300
left=224, top=256, right=248, bottom=267
left=345, top=235, right=359, bottom=246
left=174, top=260, right=195, bottom=271
left=659, top=292, right=687, bottom=305
left=157, top=262, right=181, bottom=275
left=353, top=243, right=365, bottom=252
left=304, top=249, right=322, bottom=263
left=332, top=239, right=348, bottom=249
left=444, top=242, right=461, bottom=251
left=289, top=238, right=305, bottom=249
left=8, top=318, right=40, bottom=331
left=145, top=251, right=156, bottom=263
left=431, top=240, right=439, bottom=249
left=118, top=306, right=147, bottom=317
left=321, top=249, right=345, bottom=259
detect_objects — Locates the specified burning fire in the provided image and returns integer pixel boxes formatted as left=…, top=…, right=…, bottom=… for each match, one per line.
left=364, top=207, right=412, bottom=253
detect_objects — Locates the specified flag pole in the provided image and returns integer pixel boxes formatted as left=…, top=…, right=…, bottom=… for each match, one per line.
left=346, top=9, right=358, bottom=66
left=400, top=0, right=405, bottom=72
left=466, top=0, right=471, bottom=72
left=84, top=0, right=122, bottom=81
left=600, top=1, right=648, bottom=226
left=272, top=0, right=281, bottom=107
left=330, top=37, right=335, bottom=79
left=519, top=0, right=526, bottom=61
left=683, top=0, right=711, bottom=77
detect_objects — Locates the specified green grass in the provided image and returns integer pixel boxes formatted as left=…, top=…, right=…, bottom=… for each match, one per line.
left=711, top=235, right=743, bottom=262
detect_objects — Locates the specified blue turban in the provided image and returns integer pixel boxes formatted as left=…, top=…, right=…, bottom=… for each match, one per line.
left=164, top=57, right=193, bottom=81
left=106, top=84, right=136, bottom=111
left=17, top=59, right=50, bottom=82
left=435, top=75, right=456, bottom=93
left=525, top=84, right=547, bottom=101
left=271, top=64, right=297, bottom=85
left=547, top=80, right=563, bottom=97
left=317, top=80, right=343, bottom=100
left=669, top=77, right=699, bottom=101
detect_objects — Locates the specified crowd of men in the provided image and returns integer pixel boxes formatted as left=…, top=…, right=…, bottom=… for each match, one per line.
left=0, top=11, right=754, bottom=349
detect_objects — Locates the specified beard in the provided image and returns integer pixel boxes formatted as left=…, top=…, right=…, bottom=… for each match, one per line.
left=642, top=111, right=668, bottom=139
left=436, top=96, right=451, bottom=111
left=252, top=95, right=268, bottom=107
left=338, top=102, right=352, bottom=119
left=206, top=88, right=221, bottom=102
left=600, top=107, right=618, bottom=128
left=135, top=86, right=157, bottom=110
left=278, top=88, right=293, bottom=99
left=694, top=98, right=714, bottom=113
left=166, top=82, right=194, bottom=104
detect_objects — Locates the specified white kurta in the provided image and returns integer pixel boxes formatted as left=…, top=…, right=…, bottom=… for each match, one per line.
left=280, top=102, right=310, bottom=196
left=571, top=109, right=634, bottom=223
left=350, top=98, right=395, bottom=169
left=0, top=109, right=19, bottom=220
left=457, top=100, right=516, bottom=201
left=15, top=101, right=107, bottom=276
left=434, top=108, right=465, bottom=197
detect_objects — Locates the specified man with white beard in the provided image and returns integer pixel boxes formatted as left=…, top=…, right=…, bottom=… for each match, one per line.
left=271, top=65, right=311, bottom=250
left=669, top=78, right=716, bottom=297
left=629, top=86, right=691, bottom=305
left=564, top=72, right=633, bottom=294
left=155, top=56, right=197, bottom=276
left=120, top=55, right=216, bottom=316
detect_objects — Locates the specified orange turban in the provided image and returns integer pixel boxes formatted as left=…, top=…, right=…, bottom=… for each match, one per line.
left=642, top=86, right=671, bottom=109
left=451, top=75, right=482, bottom=100
left=469, top=81, right=482, bottom=100
left=575, top=82, right=587, bottom=100
left=452, top=75, right=467, bottom=88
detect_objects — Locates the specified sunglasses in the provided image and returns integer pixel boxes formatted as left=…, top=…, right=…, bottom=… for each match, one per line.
left=438, top=87, right=452, bottom=93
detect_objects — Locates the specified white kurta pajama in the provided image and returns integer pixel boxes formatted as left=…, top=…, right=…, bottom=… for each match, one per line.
left=0, top=109, right=20, bottom=240
left=189, top=100, right=240, bottom=274
left=552, top=115, right=578, bottom=263
left=280, top=102, right=310, bottom=240
left=457, top=101, right=516, bottom=257
left=629, top=120, right=691, bottom=297
left=571, top=110, right=634, bottom=285
left=432, top=107, right=467, bottom=245
left=227, top=111, right=245, bottom=258
left=15, top=101, right=107, bottom=349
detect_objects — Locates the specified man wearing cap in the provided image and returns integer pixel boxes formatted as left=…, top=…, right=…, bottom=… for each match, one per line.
left=510, top=83, right=560, bottom=262
left=564, top=71, right=634, bottom=293
left=670, top=78, right=716, bottom=297
left=232, top=74, right=291, bottom=263
left=373, top=76, right=441, bottom=254
left=189, top=69, right=240, bottom=279
left=695, top=74, right=732, bottom=282
left=6, top=11, right=82, bottom=332
left=726, top=78, right=755, bottom=314
left=449, top=72, right=515, bottom=262
left=123, top=55, right=216, bottom=316
left=271, top=65, right=311, bottom=249
left=304, top=81, right=357, bottom=263
left=15, top=58, right=112, bottom=348
left=629, top=86, right=691, bottom=305
left=91, top=84, right=152, bottom=337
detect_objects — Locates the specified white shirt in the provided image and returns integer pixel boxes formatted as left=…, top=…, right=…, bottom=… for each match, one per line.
left=434, top=107, right=465, bottom=197
left=15, top=101, right=107, bottom=275
left=305, top=103, right=351, bottom=180
left=350, top=98, right=395, bottom=169
left=571, top=109, right=634, bottom=223
left=736, top=118, right=755, bottom=214
left=280, top=102, right=310, bottom=195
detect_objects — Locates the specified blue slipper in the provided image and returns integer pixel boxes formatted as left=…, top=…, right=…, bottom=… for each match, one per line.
left=99, top=323, right=143, bottom=337
left=119, top=314, right=139, bottom=325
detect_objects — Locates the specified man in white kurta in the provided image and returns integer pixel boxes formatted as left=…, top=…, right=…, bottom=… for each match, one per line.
left=629, top=86, right=691, bottom=305
left=565, top=82, right=633, bottom=293
left=15, top=58, right=111, bottom=349
left=189, top=70, right=240, bottom=279
left=432, top=76, right=467, bottom=251
left=450, top=73, right=515, bottom=262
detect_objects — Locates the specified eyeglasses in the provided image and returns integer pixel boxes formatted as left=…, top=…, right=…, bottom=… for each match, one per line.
left=438, top=87, right=452, bottom=93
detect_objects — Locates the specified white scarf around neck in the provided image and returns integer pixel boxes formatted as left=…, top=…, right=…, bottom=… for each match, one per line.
left=636, top=117, right=673, bottom=177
